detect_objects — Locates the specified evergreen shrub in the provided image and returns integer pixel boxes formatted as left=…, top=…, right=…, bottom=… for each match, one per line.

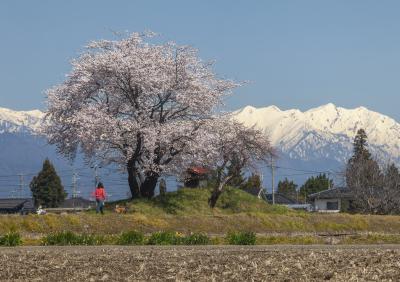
left=183, top=233, right=210, bottom=245
left=147, top=231, right=183, bottom=245
left=226, top=231, right=256, bottom=245
left=42, top=231, right=103, bottom=245
left=116, top=230, right=145, bottom=245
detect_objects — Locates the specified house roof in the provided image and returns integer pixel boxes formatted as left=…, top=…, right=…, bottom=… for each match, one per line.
left=266, top=193, right=298, bottom=205
left=187, top=167, right=208, bottom=175
left=241, top=185, right=302, bottom=206
left=244, top=186, right=263, bottom=197
left=308, top=187, right=353, bottom=200
left=0, top=198, right=34, bottom=210
left=243, top=187, right=298, bottom=205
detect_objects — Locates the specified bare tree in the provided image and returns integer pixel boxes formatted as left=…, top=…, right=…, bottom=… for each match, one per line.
left=377, top=163, right=400, bottom=214
left=346, top=157, right=383, bottom=213
left=346, top=129, right=400, bottom=214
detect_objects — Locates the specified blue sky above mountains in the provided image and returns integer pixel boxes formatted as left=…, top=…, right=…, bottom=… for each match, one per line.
left=1, top=1, right=400, bottom=120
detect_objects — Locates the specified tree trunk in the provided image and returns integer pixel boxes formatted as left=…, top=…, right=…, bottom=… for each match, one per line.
left=208, top=175, right=233, bottom=208
left=140, top=175, right=159, bottom=199
left=127, top=160, right=140, bottom=199
left=208, top=189, right=222, bottom=208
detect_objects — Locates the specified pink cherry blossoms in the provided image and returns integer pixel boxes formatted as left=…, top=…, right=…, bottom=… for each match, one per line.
left=44, top=32, right=272, bottom=201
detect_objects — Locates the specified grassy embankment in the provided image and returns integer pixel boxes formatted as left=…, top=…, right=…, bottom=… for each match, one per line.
left=2, top=187, right=400, bottom=245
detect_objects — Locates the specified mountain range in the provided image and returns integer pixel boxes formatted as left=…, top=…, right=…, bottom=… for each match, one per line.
left=1, top=103, right=399, bottom=196
left=233, top=103, right=400, bottom=164
left=232, top=103, right=400, bottom=186
left=0, top=107, right=128, bottom=199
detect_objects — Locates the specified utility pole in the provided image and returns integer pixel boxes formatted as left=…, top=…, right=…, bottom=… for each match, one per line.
left=18, top=173, right=24, bottom=199
left=270, top=156, right=275, bottom=205
left=92, top=165, right=100, bottom=187
left=327, top=172, right=332, bottom=189
left=72, top=171, right=78, bottom=198
left=257, top=171, right=264, bottom=200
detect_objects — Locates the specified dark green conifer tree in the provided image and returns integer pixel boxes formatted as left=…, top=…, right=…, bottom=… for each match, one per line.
left=226, top=153, right=246, bottom=188
left=242, top=173, right=262, bottom=190
left=352, top=128, right=371, bottom=160
left=30, top=159, right=67, bottom=208
left=277, top=178, right=298, bottom=200
left=346, top=128, right=382, bottom=195
left=299, top=174, right=333, bottom=202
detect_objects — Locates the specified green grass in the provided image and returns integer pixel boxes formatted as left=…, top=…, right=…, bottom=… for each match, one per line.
left=226, top=231, right=256, bottom=245
left=183, top=232, right=210, bottom=245
left=342, top=233, right=400, bottom=244
left=147, top=231, right=184, bottom=245
left=121, top=187, right=288, bottom=216
left=42, top=231, right=105, bottom=246
left=2, top=187, right=400, bottom=238
left=256, top=235, right=323, bottom=245
left=116, top=230, right=145, bottom=245
left=39, top=230, right=212, bottom=246
left=0, top=231, right=22, bottom=246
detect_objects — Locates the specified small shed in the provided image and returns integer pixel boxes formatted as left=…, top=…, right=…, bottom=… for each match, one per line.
left=184, top=167, right=209, bottom=188
left=0, top=198, right=35, bottom=214
left=308, top=187, right=353, bottom=212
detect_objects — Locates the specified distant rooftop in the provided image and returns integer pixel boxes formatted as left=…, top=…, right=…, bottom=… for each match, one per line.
left=308, top=187, right=353, bottom=200
left=265, top=193, right=298, bottom=205
left=0, top=198, right=35, bottom=213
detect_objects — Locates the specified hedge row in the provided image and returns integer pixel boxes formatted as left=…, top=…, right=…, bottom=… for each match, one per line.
left=0, top=231, right=257, bottom=246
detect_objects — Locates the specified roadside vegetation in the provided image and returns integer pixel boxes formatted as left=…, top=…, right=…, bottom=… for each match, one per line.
left=5, top=229, right=400, bottom=247
left=3, top=188, right=400, bottom=247
left=0, top=231, right=21, bottom=246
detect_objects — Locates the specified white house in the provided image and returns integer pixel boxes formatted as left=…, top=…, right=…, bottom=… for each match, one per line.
left=308, top=187, right=353, bottom=213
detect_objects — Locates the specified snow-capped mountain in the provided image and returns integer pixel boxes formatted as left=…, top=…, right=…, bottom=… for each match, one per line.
left=1, top=104, right=399, bottom=193
left=0, top=106, right=130, bottom=199
left=0, top=107, right=44, bottom=133
left=233, top=103, right=400, bottom=166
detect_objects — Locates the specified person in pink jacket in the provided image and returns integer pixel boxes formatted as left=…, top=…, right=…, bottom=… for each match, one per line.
left=92, top=182, right=107, bottom=214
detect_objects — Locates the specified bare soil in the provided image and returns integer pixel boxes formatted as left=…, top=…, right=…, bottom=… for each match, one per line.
left=1, top=245, right=400, bottom=281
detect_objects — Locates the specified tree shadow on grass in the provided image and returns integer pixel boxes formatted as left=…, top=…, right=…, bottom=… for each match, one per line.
left=151, top=194, right=183, bottom=214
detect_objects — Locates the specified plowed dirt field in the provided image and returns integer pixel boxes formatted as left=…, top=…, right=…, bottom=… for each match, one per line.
left=1, top=245, right=400, bottom=281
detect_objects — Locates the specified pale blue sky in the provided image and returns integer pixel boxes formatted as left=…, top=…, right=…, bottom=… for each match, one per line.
left=1, top=1, right=400, bottom=119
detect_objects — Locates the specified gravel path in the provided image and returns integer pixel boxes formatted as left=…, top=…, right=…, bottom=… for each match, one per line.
left=1, top=245, right=400, bottom=281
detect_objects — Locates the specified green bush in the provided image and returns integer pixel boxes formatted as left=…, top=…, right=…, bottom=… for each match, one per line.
left=116, top=230, right=145, bottom=245
left=147, top=231, right=183, bottom=245
left=0, top=232, right=22, bottom=247
left=226, top=231, right=256, bottom=245
left=183, top=233, right=210, bottom=245
left=42, top=231, right=103, bottom=246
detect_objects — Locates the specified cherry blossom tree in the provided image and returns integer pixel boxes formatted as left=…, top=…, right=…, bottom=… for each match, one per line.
left=198, top=118, right=274, bottom=208
left=44, top=32, right=238, bottom=199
